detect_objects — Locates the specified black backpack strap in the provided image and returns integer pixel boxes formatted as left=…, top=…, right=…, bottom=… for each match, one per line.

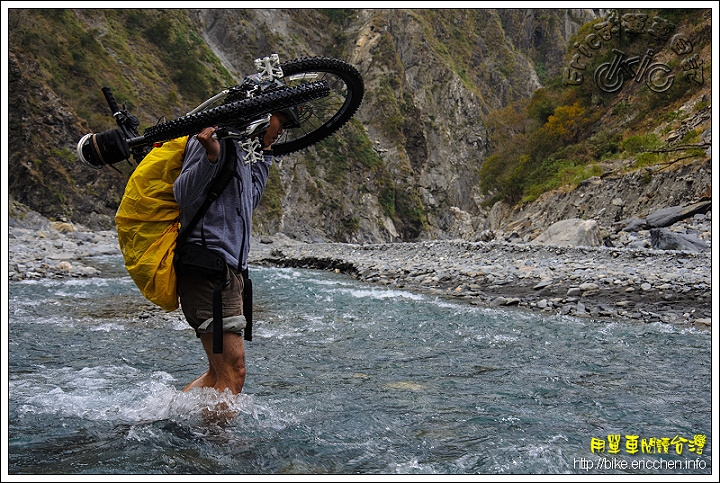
left=241, top=268, right=252, bottom=342
left=212, top=279, right=231, bottom=353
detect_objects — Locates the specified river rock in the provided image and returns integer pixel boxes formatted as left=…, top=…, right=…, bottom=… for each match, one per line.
left=650, top=228, right=709, bottom=252
left=618, top=217, right=649, bottom=233
left=530, top=218, right=602, bottom=247
left=645, top=201, right=712, bottom=228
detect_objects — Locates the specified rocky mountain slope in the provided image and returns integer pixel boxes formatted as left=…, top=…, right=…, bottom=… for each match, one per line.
left=5, top=8, right=712, bottom=244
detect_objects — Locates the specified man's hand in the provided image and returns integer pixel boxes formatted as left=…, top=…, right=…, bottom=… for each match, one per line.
left=197, top=126, right=221, bottom=163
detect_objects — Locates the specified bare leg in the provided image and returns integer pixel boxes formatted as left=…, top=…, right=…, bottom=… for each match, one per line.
left=200, top=331, right=246, bottom=394
left=183, top=332, right=246, bottom=394
left=183, top=332, right=245, bottom=424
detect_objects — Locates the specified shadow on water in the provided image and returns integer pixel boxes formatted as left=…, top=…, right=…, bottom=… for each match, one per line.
left=7, top=262, right=713, bottom=475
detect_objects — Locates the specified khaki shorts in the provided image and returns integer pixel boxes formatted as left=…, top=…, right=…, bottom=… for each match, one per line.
left=177, top=266, right=246, bottom=337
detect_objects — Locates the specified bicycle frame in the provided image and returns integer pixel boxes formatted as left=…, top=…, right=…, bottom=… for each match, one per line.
left=78, top=55, right=299, bottom=167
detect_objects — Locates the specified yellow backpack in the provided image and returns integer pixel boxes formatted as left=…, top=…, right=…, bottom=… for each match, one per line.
left=115, top=136, right=189, bottom=311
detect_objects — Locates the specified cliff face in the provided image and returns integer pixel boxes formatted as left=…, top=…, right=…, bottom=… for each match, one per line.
left=6, top=8, right=711, bottom=241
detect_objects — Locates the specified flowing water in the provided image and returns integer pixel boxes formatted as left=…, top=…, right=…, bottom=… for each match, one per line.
left=6, top=254, right=713, bottom=475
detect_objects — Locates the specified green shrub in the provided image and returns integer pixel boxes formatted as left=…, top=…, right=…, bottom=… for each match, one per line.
left=254, top=163, right=284, bottom=229
left=589, top=130, right=622, bottom=160
left=680, top=129, right=700, bottom=144
left=621, top=133, right=662, bottom=155
left=611, top=100, right=631, bottom=117
left=633, top=152, right=662, bottom=168
left=527, top=88, right=558, bottom=123
left=378, top=178, right=396, bottom=218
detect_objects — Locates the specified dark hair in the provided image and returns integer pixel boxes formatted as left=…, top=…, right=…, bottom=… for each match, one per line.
left=276, top=106, right=301, bottom=129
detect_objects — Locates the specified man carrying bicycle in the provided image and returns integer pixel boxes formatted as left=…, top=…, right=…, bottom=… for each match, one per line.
left=173, top=111, right=292, bottom=399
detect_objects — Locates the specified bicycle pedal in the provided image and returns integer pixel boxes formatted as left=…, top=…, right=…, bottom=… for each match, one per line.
left=254, top=54, right=283, bottom=81
left=239, top=138, right=263, bottom=165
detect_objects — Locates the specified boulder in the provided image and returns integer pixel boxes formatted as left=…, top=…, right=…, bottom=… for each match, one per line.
left=649, top=228, right=709, bottom=252
left=645, top=201, right=712, bottom=228
left=530, top=218, right=602, bottom=247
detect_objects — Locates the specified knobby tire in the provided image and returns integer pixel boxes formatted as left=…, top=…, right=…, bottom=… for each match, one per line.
left=140, top=80, right=330, bottom=146
left=270, top=57, right=364, bottom=156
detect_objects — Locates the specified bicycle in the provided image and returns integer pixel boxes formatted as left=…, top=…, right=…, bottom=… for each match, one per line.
left=77, top=54, right=364, bottom=167
left=594, top=48, right=674, bottom=94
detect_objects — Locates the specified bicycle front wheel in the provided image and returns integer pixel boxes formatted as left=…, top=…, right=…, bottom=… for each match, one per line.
left=140, top=80, right=330, bottom=146
left=271, top=57, right=364, bottom=156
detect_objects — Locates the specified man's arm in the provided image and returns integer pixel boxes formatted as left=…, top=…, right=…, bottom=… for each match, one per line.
left=173, top=134, right=222, bottom=209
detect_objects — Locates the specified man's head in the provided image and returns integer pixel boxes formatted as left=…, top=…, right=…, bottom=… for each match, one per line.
left=262, top=112, right=287, bottom=149
left=261, top=107, right=301, bottom=149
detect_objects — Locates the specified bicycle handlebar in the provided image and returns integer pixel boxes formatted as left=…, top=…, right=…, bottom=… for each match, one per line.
left=76, top=87, right=150, bottom=169
left=102, top=86, right=121, bottom=116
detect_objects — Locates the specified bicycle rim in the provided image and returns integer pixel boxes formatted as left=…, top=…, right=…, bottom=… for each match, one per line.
left=141, top=81, right=330, bottom=146
left=271, top=57, right=364, bottom=156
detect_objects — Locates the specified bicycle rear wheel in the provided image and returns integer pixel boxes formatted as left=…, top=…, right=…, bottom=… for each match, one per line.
left=271, top=57, right=364, bottom=156
left=140, top=80, right=330, bottom=146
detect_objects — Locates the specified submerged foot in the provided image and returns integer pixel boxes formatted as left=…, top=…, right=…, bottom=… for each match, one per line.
left=201, top=400, right=239, bottom=426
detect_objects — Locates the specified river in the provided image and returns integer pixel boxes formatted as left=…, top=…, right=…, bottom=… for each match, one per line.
left=6, top=254, right=713, bottom=475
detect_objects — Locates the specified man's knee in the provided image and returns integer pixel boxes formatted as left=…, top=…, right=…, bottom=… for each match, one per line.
left=231, top=363, right=247, bottom=381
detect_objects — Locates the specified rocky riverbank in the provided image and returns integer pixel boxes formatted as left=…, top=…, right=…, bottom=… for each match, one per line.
left=7, top=199, right=713, bottom=331
left=248, top=233, right=712, bottom=331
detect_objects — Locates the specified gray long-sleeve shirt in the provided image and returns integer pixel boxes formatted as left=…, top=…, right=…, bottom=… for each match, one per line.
left=173, top=136, right=272, bottom=271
